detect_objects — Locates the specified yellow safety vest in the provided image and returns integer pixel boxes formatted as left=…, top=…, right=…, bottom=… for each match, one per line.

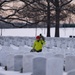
left=33, top=40, right=45, bottom=51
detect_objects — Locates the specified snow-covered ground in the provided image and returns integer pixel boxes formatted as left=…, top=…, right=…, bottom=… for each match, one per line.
left=0, top=67, right=67, bottom=75
left=0, top=36, right=75, bottom=75
left=1, top=28, right=75, bottom=37
left=0, top=28, right=75, bottom=75
left=0, top=67, right=32, bottom=75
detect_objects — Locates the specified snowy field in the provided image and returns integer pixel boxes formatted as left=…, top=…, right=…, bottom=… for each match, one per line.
left=0, top=67, right=32, bottom=75
left=0, top=67, right=67, bottom=75
left=0, top=28, right=75, bottom=75
left=1, top=28, right=75, bottom=37
left=0, top=37, right=75, bottom=75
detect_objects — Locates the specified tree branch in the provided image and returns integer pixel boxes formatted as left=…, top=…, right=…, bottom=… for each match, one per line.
left=60, top=0, right=73, bottom=8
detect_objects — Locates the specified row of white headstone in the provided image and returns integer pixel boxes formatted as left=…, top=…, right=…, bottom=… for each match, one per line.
left=0, top=37, right=75, bottom=49
left=0, top=37, right=75, bottom=56
left=5, top=53, right=64, bottom=75
left=0, top=43, right=75, bottom=58
left=0, top=52, right=75, bottom=75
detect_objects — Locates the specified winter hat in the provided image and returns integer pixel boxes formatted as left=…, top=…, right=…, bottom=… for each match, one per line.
left=36, top=36, right=40, bottom=39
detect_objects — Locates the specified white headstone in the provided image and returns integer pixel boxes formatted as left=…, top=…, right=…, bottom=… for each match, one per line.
left=32, top=57, right=64, bottom=75
left=23, top=53, right=34, bottom=73
left=0, top=46, right=10, bottom=66
left=65, top=56, right=75, bottom=72
left=32, top=57, right=46, bottom=75
left=14, top=55, right=23, bottom=71
left=54, top=54, right=64, bottom=58
left=6, top=54, right=14, bottom=71
left=46, top=57, right=63, bottom=75
left=44, top=53, right=54, bottom=58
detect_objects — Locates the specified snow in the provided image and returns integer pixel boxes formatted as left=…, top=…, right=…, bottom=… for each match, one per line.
left=0, top=28, right=75, bottom=75
left=1, top=28, right=75, bottom=37
left=0, top=36, right=72, bottom=75
left=0, top=67, right=31, bottom=75
left=0, top=62, right=66, bottom=75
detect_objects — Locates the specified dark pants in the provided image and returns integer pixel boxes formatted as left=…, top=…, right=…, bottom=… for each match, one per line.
left=30, top=49, right=42, bottom=52
left=36, top=49, right=42, bottom=52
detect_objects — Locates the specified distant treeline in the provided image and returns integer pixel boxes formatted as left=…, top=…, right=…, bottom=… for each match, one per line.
left=62, top=24, right=75, bottom=28
left=0, top=22, right=75, bottom=28
left=26, top=23, right=75, bottom=28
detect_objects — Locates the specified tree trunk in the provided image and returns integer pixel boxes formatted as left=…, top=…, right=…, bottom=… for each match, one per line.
left=55, top=0, right=60, bottom=37
left=47, top=0, right=51, bottom=37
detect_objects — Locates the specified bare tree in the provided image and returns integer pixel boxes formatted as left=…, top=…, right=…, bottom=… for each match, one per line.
left=50, top=0, right=73, bottom=37
left=0, top=0, right=74, bottom=37
left=14, top=0, right=52, bottom=37
left=0, top=0, right=29, bottom=28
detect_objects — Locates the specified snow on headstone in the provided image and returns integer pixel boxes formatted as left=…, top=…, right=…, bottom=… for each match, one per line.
left=54, top=54, right=64, bottom=58
left=6, top=54, right=14, bottom=71
left=34, top=52, right=46, bottom=57
left=0, top=53, right=10, bottom=66
left=4, top=41, right=10, bottom=46
left=44, top=52, right=54, bottom=58
left=0, top=39, right=4, bottom=46
left=16, top=37, right=25, bottom=46
left=14, top=55, right=23, bottom=71
left=34, top=52, right=54, bottom=58
left=45, top=40, right=51, bottom=49
left=60, top=38, right=67, bottom=49
left=23, top=52, right=49, bottom=73
left=32, top=57, right=63, bottom=75
left=72, top=40, right=75, bottom=48
left=67, top=70, right=75, bottom=75
left=11, top=39, right=19, bottom=47
left=65, top=56, right=75, bottom=72
left=56, top=38, right=61, bottom=48
left=10, top=44, right=19, bottom=50
left=0, top=45, right=2, bottom=50
left=18, top=46, right=31, bottom=54
left=67, top=39, right=73, bottom=49
left=23, top=53, right=34, bottom=73
left=32, top=57, right=46, bottom=75
left=0, top=46, right=11, bottom=66
left=46, top=57, right=63, bottom=75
